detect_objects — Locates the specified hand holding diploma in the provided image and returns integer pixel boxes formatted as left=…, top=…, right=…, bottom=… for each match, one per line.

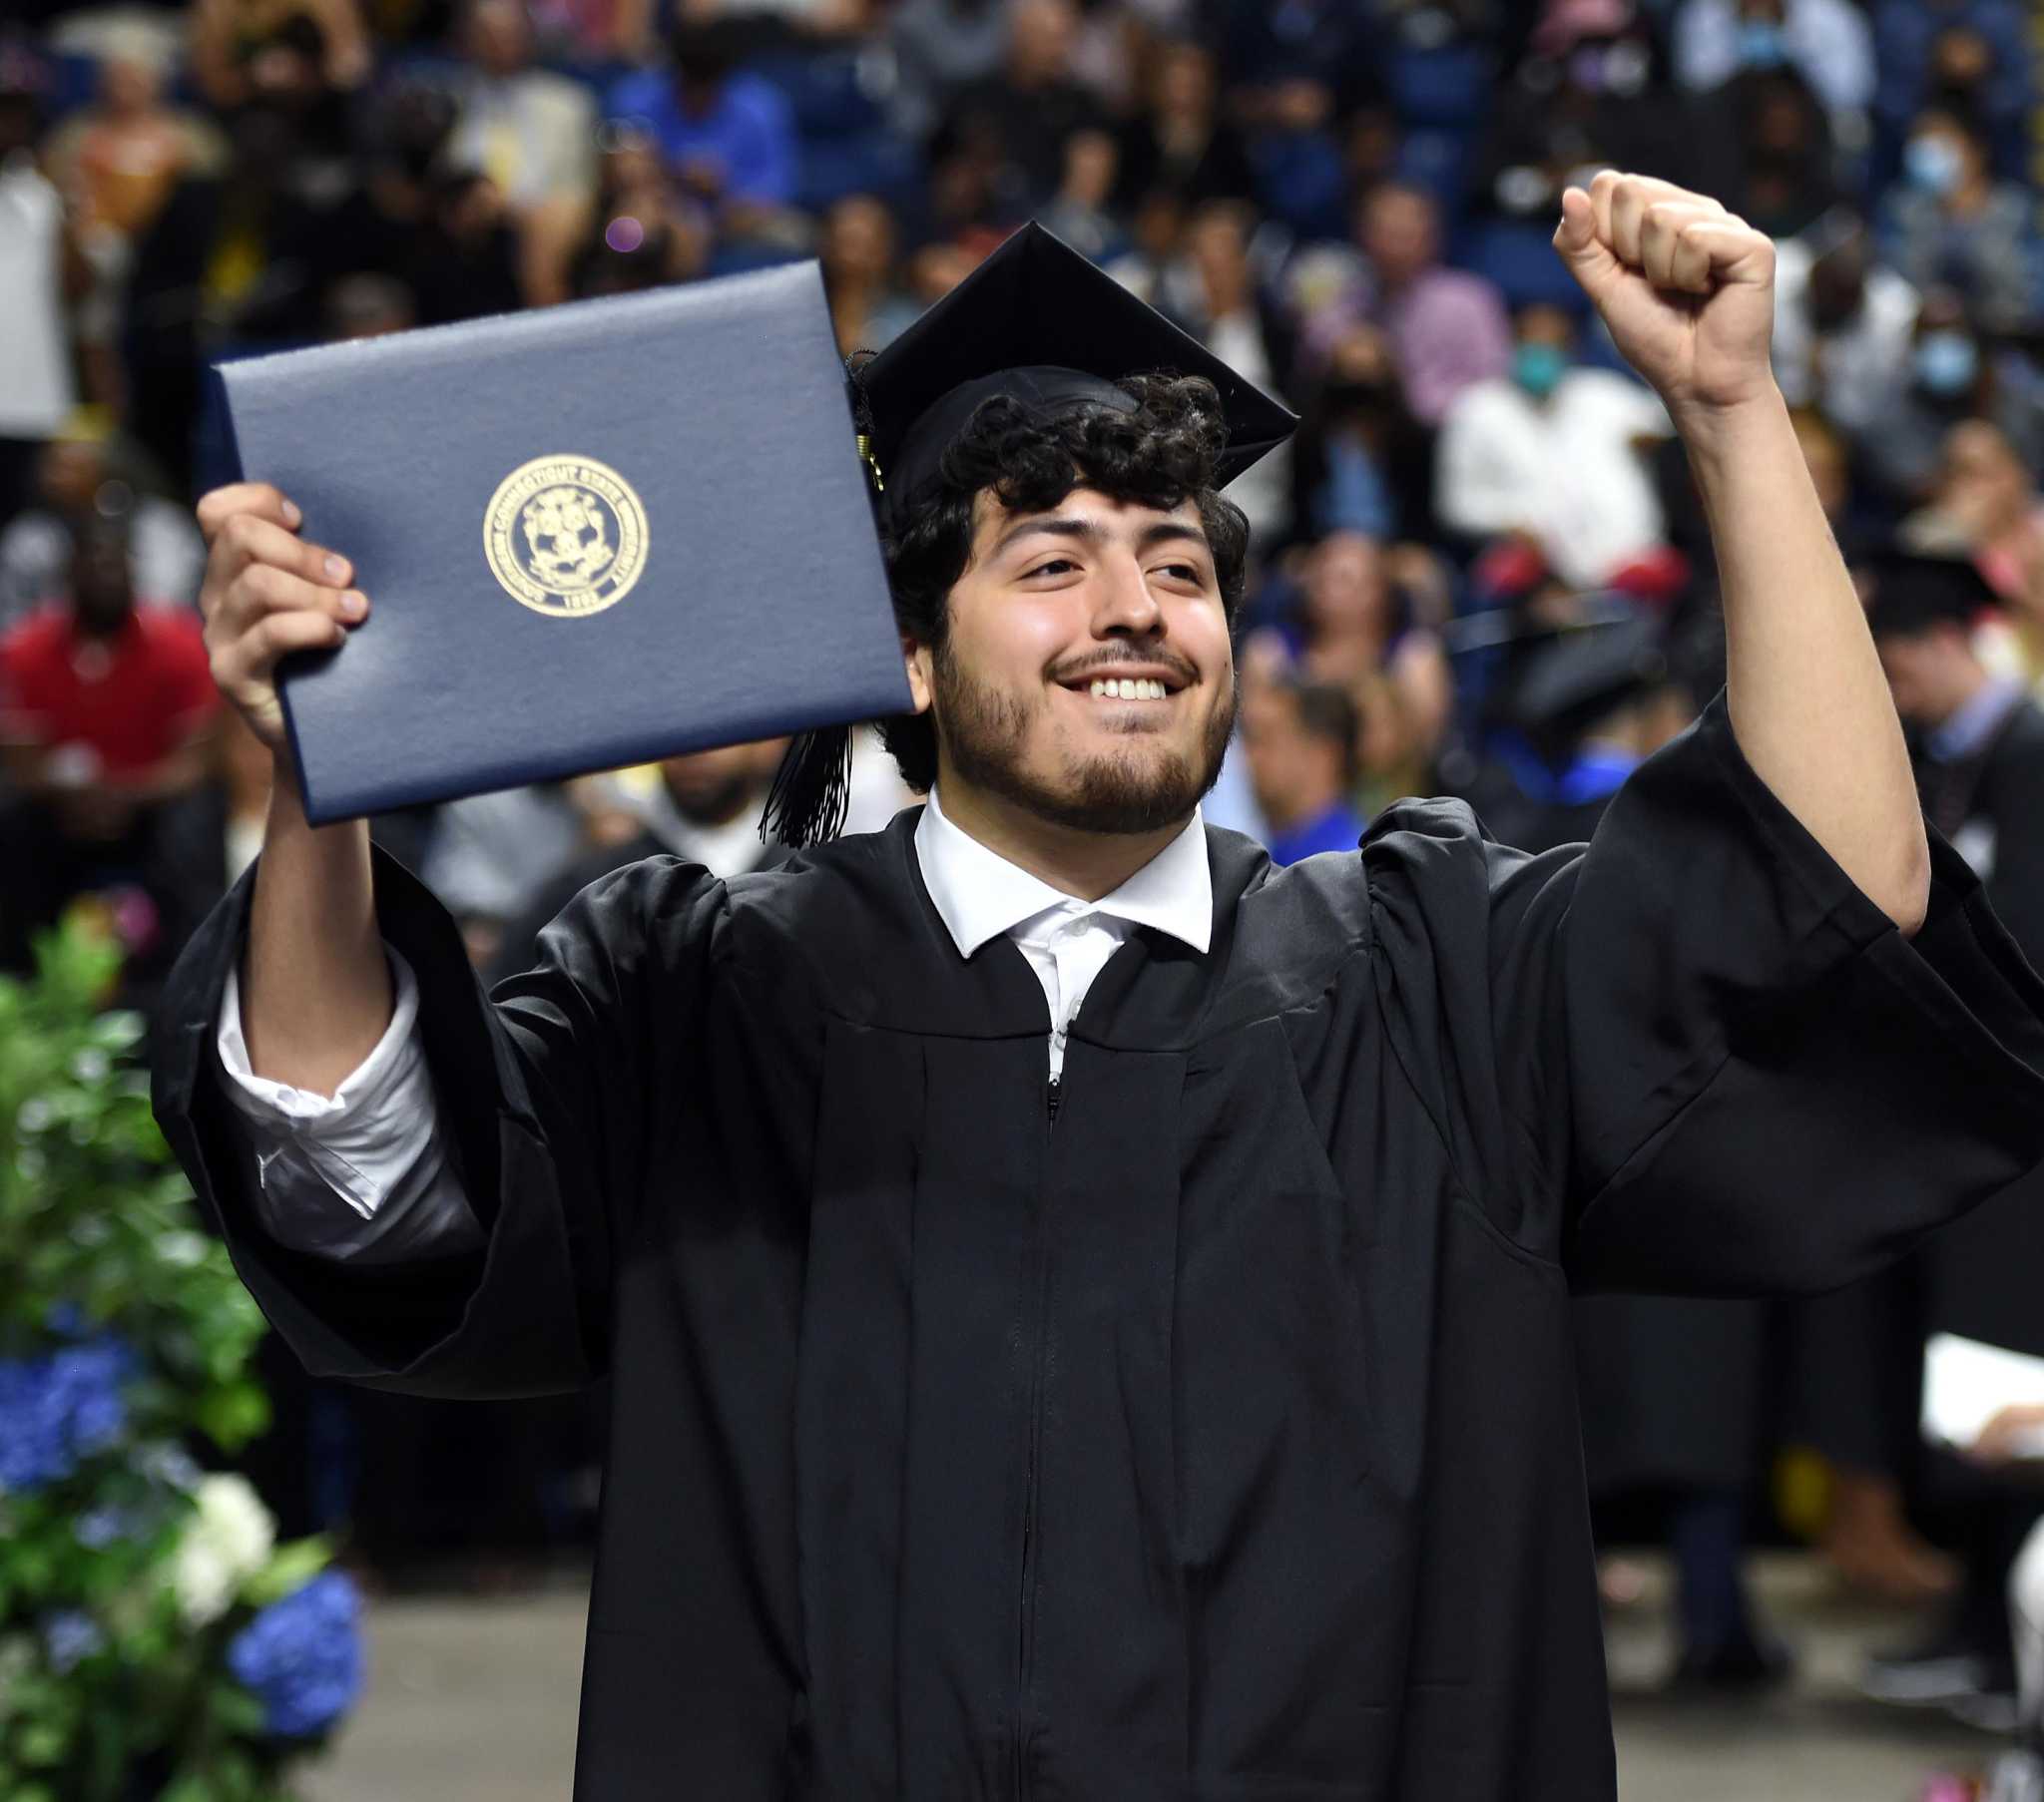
left=197, top=483, right=370, bottom=758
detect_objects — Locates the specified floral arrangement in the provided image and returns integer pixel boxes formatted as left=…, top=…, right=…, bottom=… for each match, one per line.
left=0, top=924, right=363, bottom=1802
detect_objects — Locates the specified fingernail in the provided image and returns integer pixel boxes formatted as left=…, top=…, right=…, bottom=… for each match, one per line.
left=340, top=591, right=366, bottom=618
left=324, top=554, right=349, bottom=583
left=282, top=499, right=302, bottom=527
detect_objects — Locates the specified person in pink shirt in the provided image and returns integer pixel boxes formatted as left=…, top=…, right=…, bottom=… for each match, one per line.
left=1308, top=182, right=1516, bottom=430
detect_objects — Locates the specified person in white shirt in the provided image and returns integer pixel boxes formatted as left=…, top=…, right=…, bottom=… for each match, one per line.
left=1435, top=299, right=1674, bottom=590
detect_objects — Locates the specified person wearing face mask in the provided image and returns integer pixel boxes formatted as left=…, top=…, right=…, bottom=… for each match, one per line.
left=1878, top=105, right=2041, bottom=335
left=1437, top=299, right=1675, bottom=589
left=1673, top=0, right=1874, bottom=119
left=1863, top=286, right=2044, bottom=510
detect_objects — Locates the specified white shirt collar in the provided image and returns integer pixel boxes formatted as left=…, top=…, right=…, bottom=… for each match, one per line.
left=914, top=784, right=1213, bottom=960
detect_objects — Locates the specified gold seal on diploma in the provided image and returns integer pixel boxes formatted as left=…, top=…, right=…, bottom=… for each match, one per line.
left=483, top=455, right=649, bottom=618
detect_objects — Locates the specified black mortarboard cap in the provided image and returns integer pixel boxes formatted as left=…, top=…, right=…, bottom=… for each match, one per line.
left=766, top=221, right=1300, bottom=847
left=1860, top=546, right=2001, bottom=638
left=1505, top=613, right=1671, bottom=747
left=854, top=222, right=1298, bottom=530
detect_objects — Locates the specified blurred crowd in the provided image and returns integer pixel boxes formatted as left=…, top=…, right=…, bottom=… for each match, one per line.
left=4, top=0, right=2044, bottom=1787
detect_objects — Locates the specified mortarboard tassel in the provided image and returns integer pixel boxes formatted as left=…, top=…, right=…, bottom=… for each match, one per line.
left=762, top=723, right=855, bottom=848
left=759, top=349, right=889, bottom=847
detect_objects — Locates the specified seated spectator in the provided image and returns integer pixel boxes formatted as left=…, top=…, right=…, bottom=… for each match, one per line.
left=0, top=414, right=206, bottom=631
left=1860, top=286, right=2044, bottom=510
left=1240, top=678, right=1370, bottom=864
left=605, top=18, right=798, bottom=236
left=0, top=47, right=77, bottom=534
left=1302, top=181, right=1513, bottom=432
left=1245, top=530, right=1454, bottom=814
left=1672, top=0, right=1873, bottom=121
left=420, top=780, right=599, bottom=970
left=1473, top=0, right=1737, bottom=232
left=485, top=738, right=793, bottom=983
left=400, top=168, right=527, bottom=323
left=188, top=0, right=368, bottom=129
left=1912, top=419, right=2044, bottom=682
left=1770, top=211, right=1919, bottom=435
left=932, top=0, right=1105, bottom=221
left=1113, top=37, right=1256, bottom=218
left=533, top=125, right=713, bottom=305
left=883, top=0, right=1007, bottom=147
left=1169, top=200, right=1293, bottom=544
left=1877, top=105, right=2041, bottom=334
left=1036, top=126, right=1124, bottom=265
left=819, top=193, right=916, bottom=354
left=1435, top=300, right=1675, bottom=591
left=1287, top=321, right=1431, bottom=543
left=1872, top=0, right=2032, bottom=184
left=42, top=32, right=222, bottom=244
left=442, top=0, right=598, bottom=221
left=1729, top=66, right=1842, bottom=239
left=0, top=512, right=218, bottom=987
left=123, top=40, right=376, bottom=489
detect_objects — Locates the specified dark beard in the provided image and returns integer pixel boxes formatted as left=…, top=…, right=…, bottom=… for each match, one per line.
left=931, top=644, right=1236, bottom=834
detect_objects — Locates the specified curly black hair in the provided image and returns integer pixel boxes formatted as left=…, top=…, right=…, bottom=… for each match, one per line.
left=874, top=371, right=1251, bottom=794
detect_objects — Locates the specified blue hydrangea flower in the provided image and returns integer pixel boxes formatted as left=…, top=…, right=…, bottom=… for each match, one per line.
left=227, top=1572, right=363, bottom=1739
left=0, top=1333, right=138, bottom=1494
left=42, top=1609, right=104, bottom=1673
left=73, top=1503, right=132, bottom=1549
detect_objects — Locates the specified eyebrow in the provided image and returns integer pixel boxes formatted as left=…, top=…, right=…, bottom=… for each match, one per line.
left=989, top=515, right=1213, bottom=563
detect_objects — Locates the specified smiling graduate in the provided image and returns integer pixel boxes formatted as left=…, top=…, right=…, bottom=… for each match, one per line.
left=155, top=186, right=2044, bottom=1801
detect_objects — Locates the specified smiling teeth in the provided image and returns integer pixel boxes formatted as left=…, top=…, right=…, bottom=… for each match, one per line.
left=1089, top=677, right=1168, bottom=699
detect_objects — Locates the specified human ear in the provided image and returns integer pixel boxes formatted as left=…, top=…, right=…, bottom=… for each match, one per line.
left=902, top=637, right=934, bottom=715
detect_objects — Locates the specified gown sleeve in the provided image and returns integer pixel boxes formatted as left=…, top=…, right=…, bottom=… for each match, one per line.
left=151, top=843, right=727, bottom=1398
left=1360, top=689, right=2044, bottom=1298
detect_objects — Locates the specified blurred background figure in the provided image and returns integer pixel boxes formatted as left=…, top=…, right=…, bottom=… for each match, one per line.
left=1875, top=105, right=2041, bottom=336
left=1770, top=209, right=1919, bottom=437
left=0, top=509, right=217, bottom=1002
left=0, top=410, right=205, bottom=629
left=485, top=737, right=794, bottom=983
left=1435, top=300, right=1673, bottom=590
left=1239, top=678, right=1367, bottom=867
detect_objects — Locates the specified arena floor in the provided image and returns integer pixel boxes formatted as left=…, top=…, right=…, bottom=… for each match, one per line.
left=301, top=1555, right=1993, bottom=1801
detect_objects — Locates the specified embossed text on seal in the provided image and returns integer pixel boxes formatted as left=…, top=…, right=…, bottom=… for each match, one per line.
left=483, top=455, right=649, bottom=618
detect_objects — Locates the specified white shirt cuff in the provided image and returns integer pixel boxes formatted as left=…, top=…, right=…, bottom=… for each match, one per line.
left=215, top=945, right=431, bottom=1221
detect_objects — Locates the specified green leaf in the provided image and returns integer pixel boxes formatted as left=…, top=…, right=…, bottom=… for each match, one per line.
left=243, top=1537, right=333, bottom=1609
left=209, top=1680, right=268, bottom=1736
left=195, top=1380, right=271, bottom=1451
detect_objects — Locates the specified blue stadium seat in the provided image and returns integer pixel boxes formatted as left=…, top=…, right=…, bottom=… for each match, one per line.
left=1451, top=218, right=1594, bottom=313
left=1386, top=44, right=1495, bottom=131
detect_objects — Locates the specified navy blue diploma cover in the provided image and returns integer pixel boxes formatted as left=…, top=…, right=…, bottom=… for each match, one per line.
left=215, top=264, right=911, bottom=824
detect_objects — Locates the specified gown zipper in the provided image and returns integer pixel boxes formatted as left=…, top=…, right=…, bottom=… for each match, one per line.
left=1015, top=1071, right=1060, bottom=1796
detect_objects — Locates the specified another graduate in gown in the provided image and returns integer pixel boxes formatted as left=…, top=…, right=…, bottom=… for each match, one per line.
left=155, top=179, right=2044, bottom=1800
left=1795, top=549, right=2044, bottom=1716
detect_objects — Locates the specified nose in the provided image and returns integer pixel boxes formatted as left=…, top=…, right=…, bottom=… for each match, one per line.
left=1090, top=548, right=1165, bottom=639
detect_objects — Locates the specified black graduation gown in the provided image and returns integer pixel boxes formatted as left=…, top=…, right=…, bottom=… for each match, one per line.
left=1918, top=694, right=2044, bottom=1359
left=1497, top=773, right=1771, bottom=1498
left=150, top=694, right=2044, bottom=1801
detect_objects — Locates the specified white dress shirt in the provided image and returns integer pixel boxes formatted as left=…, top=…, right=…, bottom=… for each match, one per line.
left=212, top=790, right=1213, bottom=1259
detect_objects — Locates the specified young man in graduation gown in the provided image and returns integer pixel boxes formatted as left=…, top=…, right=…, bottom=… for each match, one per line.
left=154, top=175, right=2044, bottom=1800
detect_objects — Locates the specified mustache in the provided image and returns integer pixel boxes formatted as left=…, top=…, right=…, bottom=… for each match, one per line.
left=1049, top=649, right=1201, bottom=686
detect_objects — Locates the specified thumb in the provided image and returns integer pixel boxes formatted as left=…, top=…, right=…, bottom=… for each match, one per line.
left=1552, top=186, right=1622, bottom=295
